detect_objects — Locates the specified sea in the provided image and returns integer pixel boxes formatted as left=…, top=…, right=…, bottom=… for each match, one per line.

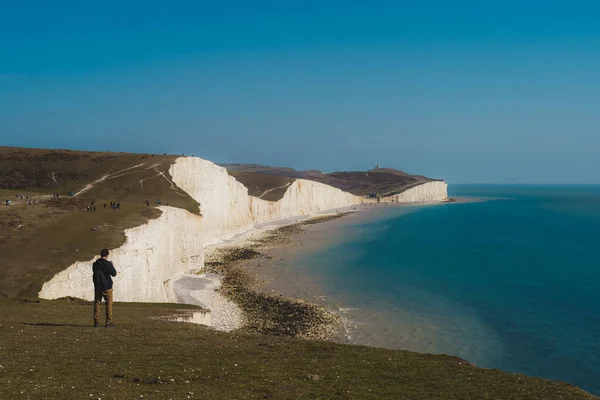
left=282, top=185, right=600, bottom=395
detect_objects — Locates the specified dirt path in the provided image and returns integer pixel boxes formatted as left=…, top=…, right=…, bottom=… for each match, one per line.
left=258, top=182, right=292, bottom=199
left=153, top=167, right=175, bottom=188
left=138, top=166, right=174, bottom=188
left=74, top=163, right=146, bottom=197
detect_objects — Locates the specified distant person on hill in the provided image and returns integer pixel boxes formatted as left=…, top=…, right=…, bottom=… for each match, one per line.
left=92, top=248, right=117, bottom=328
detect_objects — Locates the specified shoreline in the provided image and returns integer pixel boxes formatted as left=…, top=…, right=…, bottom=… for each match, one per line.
left=201, top=213, right=355, bottom=339
left=176, top=198, right=463, bottom=341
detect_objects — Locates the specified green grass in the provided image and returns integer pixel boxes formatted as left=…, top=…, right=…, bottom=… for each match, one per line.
left=0, top=299, right=596, bottom=400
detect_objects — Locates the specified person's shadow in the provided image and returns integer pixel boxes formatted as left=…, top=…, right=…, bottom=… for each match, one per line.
left=23, top=322, right=90, bottom=328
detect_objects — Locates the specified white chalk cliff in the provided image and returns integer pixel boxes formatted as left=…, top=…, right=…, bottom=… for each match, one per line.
left=169, top=157, right=366, bottom=244
left=39, top=207, right=204, bottom=302
left=382, top=181, right=448, bottom=203
left=40, top=156, right=448, bottom=307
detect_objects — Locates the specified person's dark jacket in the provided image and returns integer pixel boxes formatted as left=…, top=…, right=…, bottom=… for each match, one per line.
left=92, top=258, right=117, bottom=291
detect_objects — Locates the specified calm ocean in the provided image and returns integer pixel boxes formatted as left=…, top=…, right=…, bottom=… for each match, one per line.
left=286, top=185, right=600, bottom=394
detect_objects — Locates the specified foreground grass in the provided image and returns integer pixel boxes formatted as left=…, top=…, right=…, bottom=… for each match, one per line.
left=0, top=299, right=595, bottom=400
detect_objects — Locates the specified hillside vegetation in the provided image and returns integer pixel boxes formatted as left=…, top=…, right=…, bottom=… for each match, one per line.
left=0, top=146, right=198, bottom=298
left=222, top=163, right=439, bottom=199
left=227, top=171, right=295, bottom=201
left=0, top=146, right=198, bottom=212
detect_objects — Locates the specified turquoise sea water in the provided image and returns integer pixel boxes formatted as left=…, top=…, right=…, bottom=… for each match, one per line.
left=289, top=185, right=600, bottom=394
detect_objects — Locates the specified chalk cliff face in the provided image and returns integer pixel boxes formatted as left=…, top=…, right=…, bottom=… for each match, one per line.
left=39, top=156, right=447, bottom=306
left=169, top=157, right=366, bottom=244
left=383, top=181, right=448, bottom=203
left=168, top=157, right=256, bottom=242
left=39, top=207, right=203, bottom=302
left=260, top=179, right=364, bottom=221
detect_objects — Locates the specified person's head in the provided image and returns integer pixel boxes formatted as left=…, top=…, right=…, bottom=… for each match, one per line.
left=100, top=248, right=109, bottom=259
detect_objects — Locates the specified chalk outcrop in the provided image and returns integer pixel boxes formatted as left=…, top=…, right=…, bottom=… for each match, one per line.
left=39, top=207, right=203, bottom=302
left=39, top=155, right=447, bottom=330
left=383, top=181, right=448, bottom=203
left=169, top=157, right=366, bottom=244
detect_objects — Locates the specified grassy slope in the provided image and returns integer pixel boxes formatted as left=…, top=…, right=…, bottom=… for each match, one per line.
left=0, top=299, right=596, bottom=400
left=0, top=146, right=198, bottom=212
left=227, top=171, right=295, bottom=201
left=222, top=163, right=438, bottom=199
left=0, top=146, right=198, bottom=298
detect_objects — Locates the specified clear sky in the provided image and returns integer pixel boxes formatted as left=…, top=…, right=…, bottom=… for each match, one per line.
left=1, top=1, right=599, bottom=183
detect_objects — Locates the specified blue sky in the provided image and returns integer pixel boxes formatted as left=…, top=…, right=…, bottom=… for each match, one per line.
left=1, top=1, right=599, bottom=183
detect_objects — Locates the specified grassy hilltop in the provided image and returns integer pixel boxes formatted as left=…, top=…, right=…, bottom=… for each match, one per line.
left=0, top=146, right=198, bottom=298
left=222, top=163, right=440, bottom=200
left=0, top=146, right=597, bottom=399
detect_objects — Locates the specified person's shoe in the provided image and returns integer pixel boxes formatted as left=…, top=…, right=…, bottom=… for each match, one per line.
left=105, top=323, right=115, bottom=328
left=93, top=322, right=99, bottom=328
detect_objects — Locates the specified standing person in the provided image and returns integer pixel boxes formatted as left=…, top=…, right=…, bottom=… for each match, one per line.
left=92, top=248, right=117, bottom=328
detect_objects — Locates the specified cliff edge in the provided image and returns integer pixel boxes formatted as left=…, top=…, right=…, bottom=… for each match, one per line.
left=38, top=155, right=447, bottom=303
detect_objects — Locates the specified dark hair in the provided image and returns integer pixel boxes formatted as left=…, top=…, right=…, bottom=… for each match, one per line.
left=100, top=248, right=109, bottom=257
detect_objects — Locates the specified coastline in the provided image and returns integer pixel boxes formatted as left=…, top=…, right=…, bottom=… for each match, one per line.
left=201, top=213, right=356, bottom=339
left=177, top=199, right=458, bottom=342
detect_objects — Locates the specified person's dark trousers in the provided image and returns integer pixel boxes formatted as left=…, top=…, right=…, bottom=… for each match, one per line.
left=93, top=288, right=113, bottom=326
